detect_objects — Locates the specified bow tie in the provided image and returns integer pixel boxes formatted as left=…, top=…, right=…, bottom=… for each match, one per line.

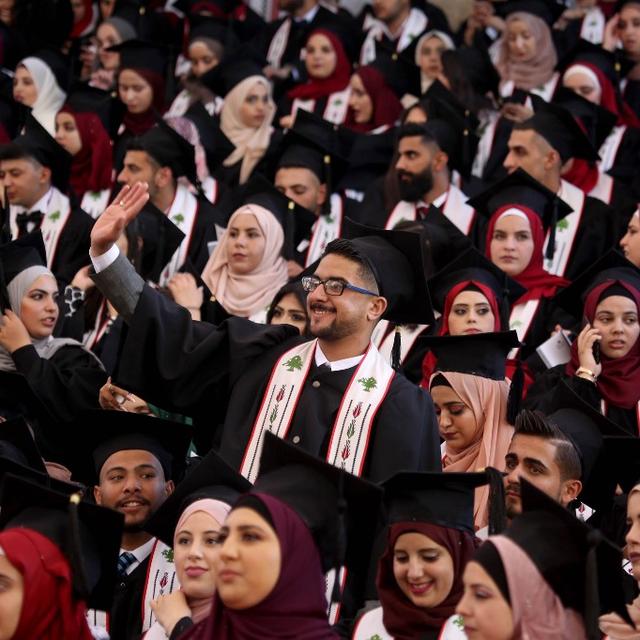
left=16, top=210, right=44, bottom=237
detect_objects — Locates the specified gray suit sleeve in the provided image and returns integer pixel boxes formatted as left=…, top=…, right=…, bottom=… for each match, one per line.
left=90, top=254, right=145, bottom=323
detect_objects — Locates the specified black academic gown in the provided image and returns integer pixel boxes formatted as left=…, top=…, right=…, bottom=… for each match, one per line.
left=184, top=196, right=226, bottom=276
left=111, top=287, right=442, bottom=481
left=110, top=556, right=149, bottom=640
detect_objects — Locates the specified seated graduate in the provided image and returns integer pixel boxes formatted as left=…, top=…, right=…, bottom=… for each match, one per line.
left=620, top=208, right=640, bottom=268
left=179, top=432, right=382, bottom=639
left=525, top=251, right=640, bottom=436
left=0, top=233, right=106, bottom=460
left=457, top=479, right=633, bottom=640
left=413, top=30, right=455, bottom=94
left=424, top=331, right=519, bottom=530
left=142, top=448, right=251, bottom=640
left=73, top=410, right=193, bottom=640
left=89, top=183, right=441, bottom=482
left=266, top=281, right=310, bottom=337
left=352, top=470, right=503, bottom=640
left=0, top=472, right=123, bottom=640
left=54, top=86, right=115, bottom=219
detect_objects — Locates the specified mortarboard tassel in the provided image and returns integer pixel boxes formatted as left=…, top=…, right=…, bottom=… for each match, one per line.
left=331, top=472, right=347, bottom=603
left=485, top=466, right=507, bottom=535
left=67, top=491, right=90, bottom=601
left=322, top=154, right=332, bottom=218
left=500, top=277, right=511, bottom=331
left=507, top=358, right=524, bottom=425
left=391, top=325, right=402, bottom=372
left=584, top=530, right=603, bottom=640
left=286, top=200, right=295, bottom=261
left=545, top=200, right=558, bottom=261
left=1, top=186, right=11, bottom=244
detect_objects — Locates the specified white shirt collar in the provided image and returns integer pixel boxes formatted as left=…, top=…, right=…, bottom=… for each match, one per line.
left=29, top=187, right=53, bottom=213
left=120, top=536, right=156, bottom=570
left=431, top=191, right=447, bottom=208
left=315, top=343, right=365, bottom=372
left=294, top=3, right=319, bottom=23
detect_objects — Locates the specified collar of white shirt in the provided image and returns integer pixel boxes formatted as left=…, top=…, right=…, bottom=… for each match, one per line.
left=314, top=343, right=365, bottom=372
left=293, top=3, right=319, bottom=23
left=27, top=187, right=53, bottom=215
left=119, top=537, right=156, bottom=575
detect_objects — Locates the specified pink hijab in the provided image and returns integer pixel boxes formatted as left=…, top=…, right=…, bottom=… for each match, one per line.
left=175, top=498, right=232, bottom=624
left=490, top=535, right=587, bottom=639
left=201, top=204, right=288, bottom=318
left=431, top=371, right=513, bottom=530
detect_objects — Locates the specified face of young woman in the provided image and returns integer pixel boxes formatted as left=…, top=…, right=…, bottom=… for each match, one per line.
left=118, top=69, right=154, bottom=114
left=269, top=293, right=308, bottom=335
left=447, top=290, right=496, bottom=336
left=592, top=295, right=640, bottom=359
left=393, top=531, right=455, bottom=609
left=563, top=71, right=601, bottom=104
left=12, top=66, right=37, bottom=107
left=620, top=215, right=640, bottom=268
left=239, top=82, right=270, bottom=129
left=214, top=507, right=281, bottom=609
left=626, top=490, right=640, bottom=582
left=174, top=511, right=223, bottom=600
left=20, top=275, right=59, bottom=340
left=225, top=213, right=267, bottom=275
left=506, top=18, right=536, bottom=62
left=189, top=41, right=219, bottom=78
left=430, top=385, right=480, bottom=455
left=618, top=5, right=640, bottom=59
left=456, top=561, right=514, bottom=640
left=347, top=74, right=373, bottom=124
left=54, top=112, right=82, bottom=156
left=489, top=214, right=535, bottom=277
left=418, top=35, right=446, bottom=79
left=0, top=553, right=23, bottom=640
left=96, top=22, right=122, bottom=71
left=305, top=33, right=337, bottom=80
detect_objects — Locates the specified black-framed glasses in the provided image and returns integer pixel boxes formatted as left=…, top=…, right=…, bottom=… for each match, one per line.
left=301, top=276, right=378, bottom=297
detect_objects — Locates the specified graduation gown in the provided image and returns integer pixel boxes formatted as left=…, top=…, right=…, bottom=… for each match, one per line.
left=94, top=255, right=442, bottom=481
left=110, top=555, right=150, bottom=640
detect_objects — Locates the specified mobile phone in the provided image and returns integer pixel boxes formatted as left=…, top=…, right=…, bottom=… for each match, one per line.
left=592, top=340, right=601, bottom=365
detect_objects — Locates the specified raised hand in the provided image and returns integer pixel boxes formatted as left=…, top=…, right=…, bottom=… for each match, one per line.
left=90, top=182, right=149, bottom=257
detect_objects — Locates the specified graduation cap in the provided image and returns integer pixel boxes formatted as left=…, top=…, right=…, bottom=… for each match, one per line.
left=559, top=39, right=632, bottom=90
left=0, top=114, right=71, bottom=192
left=452, top=45, right=501, bottom=100
left=184, top=101, right=235, bottom=173
left=137, top=119, right=200, bottom=189
left=0, top=416, right=47, bottom=474
left=70, top=410, right=193, bottom=486
left=145, top=447, right=251, bottom=546
left=467, top=167, right=573, bottom=260
left=251, top=432, right=382, bottom=598
left=596, top=436, right=640, bottom=495
left=0, top=473, right=124, bottom=610
left=107, top=39, right=168, bottom=76
left=510, top=478, right=634, bottom=636
left=422, top=79, right=480, bottom=131
left=498, top=0, right=565, bottom=24
left=366, top=41, right=421, bottom=99
left=236, top=174, right=317, bottom=261
left=338, top=126, right=395, bottom=190
left=428, top=247, right=526, bottom=327
left=200, top=45, right=266, bottom=97
left=63, top=83, right=124, bottom=139
left=553, top=249, right=640, bottom=318
left=382, top=469, right=506, bottom=535
left=188, top=14, right=239, bottom=49
left=30, top=49, right=70, bottom=93
left=526, top=95, right=600, bottom=163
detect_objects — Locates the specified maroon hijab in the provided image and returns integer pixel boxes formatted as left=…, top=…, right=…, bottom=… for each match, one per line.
left=181, top=493, right=338, bottom=640
left=376, top=522, right=478, bottom=640
left=566, top=279, right=640, bottom=409
left=120, top=68, right=165, bottom=136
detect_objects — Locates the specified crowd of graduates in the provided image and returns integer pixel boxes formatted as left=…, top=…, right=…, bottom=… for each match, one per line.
left=3, top=0, right=640, bottom=638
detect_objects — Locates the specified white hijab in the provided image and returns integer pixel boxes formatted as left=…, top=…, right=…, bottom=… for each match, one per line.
left=19, top=57, right=67, bottom=136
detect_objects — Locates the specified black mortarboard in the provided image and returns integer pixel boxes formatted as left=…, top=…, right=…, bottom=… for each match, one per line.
left=428, top=247, right=526, bottom=327
left=138, top=119, right=200, bottom=188
left=467, top=167, right=573, bottom=260
left=136, top=201, right=187, bottom=283
left=0, top=230, right=47, bottom=298
left=107, top=39, right=168, bottom=76
left=552, top=87, right=617, bottom=150
left=71, top=410, right=192, bottom=485
left=0, top=115, right=71, bottom=191
left=498, top=0, right=565, bottom=24
left=64, top=84, right=124, bottom=139
left=423, top=330, right=520, bottom=380
left=251, top=432, right=382, bottom=586
left=597, top=436, right=640, bottom=495
left=366, top=42, right=421, bottom=99
left=452, top=45, right=500, bottom=99
left=422, top=79, right=480, bottom=132
left=382, top=470, right=503, bottom=534
left=184, top=101, right=235, bottom=173
left=200, top=46, right=266, bottom=97
left=236, top=174, right=317, bottom=261
left=0, top=416, right=47, bottom=474
left=338, top=127, right=395, bottom=191
left=560, top=38, right=632, bottom=90
left=527, top=95, right=600, bottom=162
left=553, top=249, right=640, bottom=318
left=0, top=473, right=124, bottom=610
left=341, top=217, right=435, bottom=326
left=511, top=479, right=634, bottom=635
left=31, top=49, right=70, bottom=92
left=189, top=14, right=238, bottom=49
left=145, top=448, right=251, bottom=547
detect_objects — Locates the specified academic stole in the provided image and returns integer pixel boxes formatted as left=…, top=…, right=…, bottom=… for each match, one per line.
left=240, top=339, right=395, bottom=482
left=83, top=297, right=111, bottom=350
left=267, top=18, right=292, bottom=68
left=580, top=7, right=605, bottom=44
left=508, top=299, right=542, bottom=359
left=598, top=125, right=626, bottom=174
left=81, top=189, right=111, bottom=219
left=158, top=184, right=199, bottom=287
left=589, top=172, right=615, bottom=205
left=305, top=194, right=344, bottom=266
left=291, top=87, right=351, bottom=125
left=10, top=188, right=71, bottom=269
left=543, top=181, right=584, bottom=277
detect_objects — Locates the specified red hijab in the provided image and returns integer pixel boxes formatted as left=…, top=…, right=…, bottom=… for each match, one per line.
left=566, top=279, right=640, bottom=410
left=287, top=29, right=351, bottom=101
left=0, top=528, right=93, bottom=640
left=120, top=68, right=165, bottom=136
left=181, top=494, right=338, bottom=640
left=59, top=105, right=113, bottom=198
left=485, top=205, right=569, bottom=304
left=70, top=0, right=96, bottom=39
left=376, top=522, right=478, bottom=639
left=344, top=67, right=402, bottom=133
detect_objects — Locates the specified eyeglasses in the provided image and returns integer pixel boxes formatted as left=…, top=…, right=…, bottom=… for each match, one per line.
left=301, top=276, right=378, bottom=297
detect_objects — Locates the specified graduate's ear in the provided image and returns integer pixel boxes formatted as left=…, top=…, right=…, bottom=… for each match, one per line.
left=39, top=165, right=52, bottom=186
left=433, top=150, right=449, bottom=173
left=164, top=479, right=175, bottom=497
left=367, top=295, right=387, bottom=323
left=559, top=478, right=582, bottom=508
left=155, top=166, right=173, bottom=189
left=548, top=148, right=565, bottom=174
left=93, top=484, right=103, bottom=505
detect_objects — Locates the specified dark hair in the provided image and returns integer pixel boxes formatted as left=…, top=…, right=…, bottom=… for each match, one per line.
left=396, top=122, right=437, bottom=146
left=125, top=138, right=163, bottom=171
left=0, top=143, right=39, bottom=165
left=266, top=281, right=310, bottom=336
left=514, top=410, right=582, bottom=482
left=323, top=238, right=379, bottom=293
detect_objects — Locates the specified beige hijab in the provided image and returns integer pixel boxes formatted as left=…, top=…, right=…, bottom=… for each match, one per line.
left=431, top=371, right=514, bottom=530
left=201, top=204, right=288, bottom=318
left=220, top=76, right=275, bottom=184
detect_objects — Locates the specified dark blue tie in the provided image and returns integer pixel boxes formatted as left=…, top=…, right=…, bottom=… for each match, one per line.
left=117, top=551, right=137, bottom=576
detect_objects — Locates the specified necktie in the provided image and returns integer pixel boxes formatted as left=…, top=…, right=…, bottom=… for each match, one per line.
left=117, top=551, right=137, bottom=576
left=416, top=205, right=430, bottom=220
left=16, top=210, right=44, bottom=237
